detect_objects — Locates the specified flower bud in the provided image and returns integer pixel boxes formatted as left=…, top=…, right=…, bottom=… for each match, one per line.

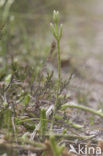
left=50, top=23, right=57, bottom=38
left=53, top=10, right=59, bottom=24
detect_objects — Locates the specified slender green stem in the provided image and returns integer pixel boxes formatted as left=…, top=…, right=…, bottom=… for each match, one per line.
left=44, top=133, right=96, bottom=141
left=61, top=103, right=103, bottom=118
left=50, top=135, right=64, bottom=156
left=50, top=10, right=62, bottom=133
left=67, top=120, right=83, bottom=129
left=50, top=93, right=58, bottom=132
left=57, top=39, right=61, bottom=91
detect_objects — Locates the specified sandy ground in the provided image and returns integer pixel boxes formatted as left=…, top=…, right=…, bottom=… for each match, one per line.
left=61, top=0, right=103, bottom=110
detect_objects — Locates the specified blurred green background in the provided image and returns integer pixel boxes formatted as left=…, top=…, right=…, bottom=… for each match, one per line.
left=0, top=0, right=103, bottom=79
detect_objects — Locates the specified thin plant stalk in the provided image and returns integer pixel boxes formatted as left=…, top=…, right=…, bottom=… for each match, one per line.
left=50, top=10, right=63, bottom=92
left=61, top=103, right=103, bottom=118
left=50, top=10, right=63, bottom=132
left=57, top=39, right=61, bottom=90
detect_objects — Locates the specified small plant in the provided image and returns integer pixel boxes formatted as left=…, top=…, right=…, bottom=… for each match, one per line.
left=50, top=135, right=65, bottom=156
left=40, top=108, right=47, bottom=138
left=50, top=10, right=63, bottom=92
left=50, top=10, right=63, bottom=131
